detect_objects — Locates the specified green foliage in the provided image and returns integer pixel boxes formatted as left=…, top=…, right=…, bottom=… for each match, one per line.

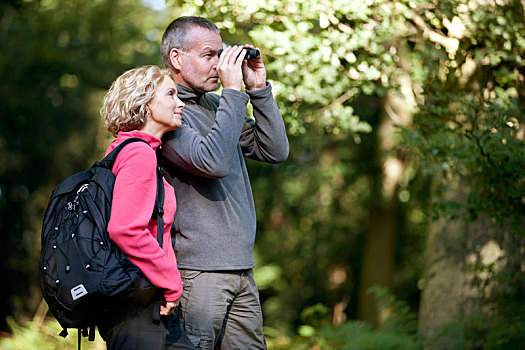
left=249, top=126, right=376, bottom=330
left=401, top=92, right=525, bottom=229
left=367, top=286, right=417, bottom=335
left=428, top=306, right=525, bottom=350
left=268, top=287, right=421, bottom=350
left=0, top=317, right=105, bottom=350
left=300, top=303, right=331, bottom=329
left=399, top=0, right=525, bottom=233
left=0, top=300, right=104, bottom=349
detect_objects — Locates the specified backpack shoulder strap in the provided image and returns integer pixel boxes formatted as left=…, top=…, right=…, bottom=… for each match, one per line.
left=97, top=136, right=165, bottom=248
left=98, top=137, right=149, bottom=169
left=154, top=148, right=165, bottom=248
left=97, top=137, right=164, bottom=247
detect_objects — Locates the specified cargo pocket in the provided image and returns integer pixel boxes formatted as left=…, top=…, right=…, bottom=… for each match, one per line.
left=179, top=269, right=202, bottom=301
left=184, top=330, right=212, bottom=349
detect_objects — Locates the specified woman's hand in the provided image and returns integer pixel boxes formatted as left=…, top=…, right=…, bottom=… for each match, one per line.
left=160, top=300, right=179, bottom=316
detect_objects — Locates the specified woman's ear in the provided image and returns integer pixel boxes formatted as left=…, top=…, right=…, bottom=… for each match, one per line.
left=143, top=103, right=152, bottom=121
left=169, top=48, right=182, bottom=71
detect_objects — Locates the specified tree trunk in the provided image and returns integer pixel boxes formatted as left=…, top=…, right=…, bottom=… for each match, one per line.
left=418, top=177, right=524, bottom=348
left=358, top=77, right=415, bottom=326
left=358, top=200, right=399, bottom=326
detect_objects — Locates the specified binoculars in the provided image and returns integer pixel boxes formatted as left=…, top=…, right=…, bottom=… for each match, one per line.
left=218, top=47, right=260, bottom=60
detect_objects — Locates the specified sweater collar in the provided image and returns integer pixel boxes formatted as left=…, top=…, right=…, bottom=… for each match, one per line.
left=115, top=130, right=161, bottom=150
left=177, top=83, right=206, bottom=104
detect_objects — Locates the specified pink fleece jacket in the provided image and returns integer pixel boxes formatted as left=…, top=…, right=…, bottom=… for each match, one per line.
left=105, top=130, right=182, bottom=302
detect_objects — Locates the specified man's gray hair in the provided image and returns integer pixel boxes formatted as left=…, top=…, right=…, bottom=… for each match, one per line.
left=161, top=16, right=220, bottom=69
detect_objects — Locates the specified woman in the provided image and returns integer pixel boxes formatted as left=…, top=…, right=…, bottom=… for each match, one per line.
left=98, top=65, right=186, bottom=349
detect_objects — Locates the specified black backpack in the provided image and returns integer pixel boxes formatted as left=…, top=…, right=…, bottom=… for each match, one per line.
left=39, top=137, right=165, bottom=342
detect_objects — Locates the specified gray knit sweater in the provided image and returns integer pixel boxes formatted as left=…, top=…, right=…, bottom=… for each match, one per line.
left=162, top=83, right=289, bottom=270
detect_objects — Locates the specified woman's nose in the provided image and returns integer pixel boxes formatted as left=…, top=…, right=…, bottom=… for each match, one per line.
left=176, top=96, right=185, bottom=108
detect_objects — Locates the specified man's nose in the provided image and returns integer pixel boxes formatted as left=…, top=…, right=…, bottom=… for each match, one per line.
left=212, top=55, right=219, bottom=67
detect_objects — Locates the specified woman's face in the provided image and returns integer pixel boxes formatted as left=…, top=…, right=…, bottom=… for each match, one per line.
left=147, top=76, right=185, bottom=135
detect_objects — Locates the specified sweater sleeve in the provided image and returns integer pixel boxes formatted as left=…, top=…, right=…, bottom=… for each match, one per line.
left=162, top=89, right=249, bottom=179
left=239, top=82, right=289, bottom=163
left=107, top=142, right=183, bottom=301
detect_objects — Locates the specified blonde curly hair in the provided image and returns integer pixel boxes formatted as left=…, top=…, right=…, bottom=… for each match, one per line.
left=101, top=65, right=173, bottom=136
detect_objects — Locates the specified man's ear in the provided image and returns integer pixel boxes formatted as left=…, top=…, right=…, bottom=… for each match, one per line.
left=169, top=48, right=182, bottom=71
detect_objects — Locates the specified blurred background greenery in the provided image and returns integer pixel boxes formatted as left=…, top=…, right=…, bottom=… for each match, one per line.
left=1, top=0, right=524, bottom=349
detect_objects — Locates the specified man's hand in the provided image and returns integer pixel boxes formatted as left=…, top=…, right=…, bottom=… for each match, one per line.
left=242, top=45, right=266, bottom=91
left=160, top=300, right=179, bottom=316
left=217, top=46, right=246, bottom=91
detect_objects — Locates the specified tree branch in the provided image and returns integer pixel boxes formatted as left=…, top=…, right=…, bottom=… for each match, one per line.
left=408, top=12, right=460, bottom=56
left=319, top=92, right=351, bottom=114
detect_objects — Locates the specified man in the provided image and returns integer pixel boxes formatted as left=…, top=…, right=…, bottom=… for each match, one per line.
left=160, top=16, right=289, bottom=349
